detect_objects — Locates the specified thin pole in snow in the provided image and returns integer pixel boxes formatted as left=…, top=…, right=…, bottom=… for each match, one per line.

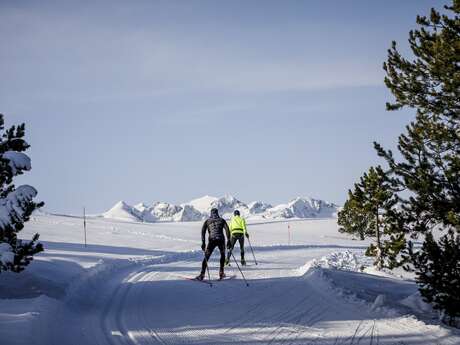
left=203, top=251, right=213, bottom=287
left=83, top=207, right=87, bottom=247
left=231, top=252, right=249, bottom=287
left=247, top=237, right=258, bottom=265
left=288, top=224, right=291, bottom=246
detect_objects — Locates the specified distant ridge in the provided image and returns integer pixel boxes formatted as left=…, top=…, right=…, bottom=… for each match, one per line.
left=102, top=195, right=339, bottom=223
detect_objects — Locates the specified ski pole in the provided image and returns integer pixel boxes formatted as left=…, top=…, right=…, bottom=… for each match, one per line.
left=231, top=252, right=249, bottom=287
left=203, top=248, right=213, bottom=287
left=247, top=237, right=258, bottom=265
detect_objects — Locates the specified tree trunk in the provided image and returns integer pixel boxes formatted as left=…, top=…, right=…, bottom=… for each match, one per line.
left=375, top=209, right=382, bottom=269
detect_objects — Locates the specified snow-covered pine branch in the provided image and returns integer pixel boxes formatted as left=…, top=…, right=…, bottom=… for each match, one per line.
left=0, top=114, right=43, bottom=273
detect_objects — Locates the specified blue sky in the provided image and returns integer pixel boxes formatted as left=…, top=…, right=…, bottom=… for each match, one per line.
left=1, top=0, right=444, bottom=214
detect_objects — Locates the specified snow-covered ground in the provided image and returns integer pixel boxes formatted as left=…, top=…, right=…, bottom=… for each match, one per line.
left=0, top=214, right=458, bottom=345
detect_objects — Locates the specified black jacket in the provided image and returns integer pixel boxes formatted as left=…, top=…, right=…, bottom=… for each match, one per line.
left=201, top=215, right=230, bottom=242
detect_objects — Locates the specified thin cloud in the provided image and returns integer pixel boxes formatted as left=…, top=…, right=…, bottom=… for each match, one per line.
left=1, top=2, right=383, bottom=102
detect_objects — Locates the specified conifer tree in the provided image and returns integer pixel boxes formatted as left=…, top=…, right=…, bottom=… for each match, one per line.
left=377, top=0, right=460, bottom=238
left=0, top=114, right=43, bottom=273
left=338, top=166, right=398, bottom=269
left=338, top=192, right=371, bottom=241
left=374, top=1, right=460, bottom=321
left=406, top=230, right=460, bottom=325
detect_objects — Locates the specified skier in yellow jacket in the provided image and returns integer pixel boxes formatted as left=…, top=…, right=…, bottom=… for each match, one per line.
left=225, top=210, right=249, bottom=266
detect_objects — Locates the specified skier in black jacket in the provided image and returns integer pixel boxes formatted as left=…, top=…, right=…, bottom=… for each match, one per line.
left=196, top=208, right=230, bottom=280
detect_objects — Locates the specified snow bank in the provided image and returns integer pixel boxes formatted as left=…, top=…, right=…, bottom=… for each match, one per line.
left=297, top=250, right=442, bottom=323
left=314, top=250, right=362, bottom=271
left=296, top=250, right=363, bottom=275
left=400, top=291, right=433, bottom=314
left=65, top=250, right=202, bottom=308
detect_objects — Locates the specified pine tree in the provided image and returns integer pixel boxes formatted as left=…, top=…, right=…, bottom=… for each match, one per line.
left=406, top=231, right=460, bottom=325
left=375, top=1, right=460, bottom=321
left=0, top=114, right=43, bottom=273
left=338, top=166, right=398, bottom=269
left=338, top=192, right=372, bottom=241
left=377, top=1, right=460, bottom=233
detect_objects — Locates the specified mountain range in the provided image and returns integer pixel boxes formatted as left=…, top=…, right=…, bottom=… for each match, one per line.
left=102, top=195, right=339, bottom=223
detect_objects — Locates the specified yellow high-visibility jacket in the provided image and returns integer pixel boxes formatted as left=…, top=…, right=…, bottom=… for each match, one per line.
left=229, top=215, right=247, bottom=236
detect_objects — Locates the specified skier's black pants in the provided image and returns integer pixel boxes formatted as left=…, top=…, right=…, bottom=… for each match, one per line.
left=227, top=233, right=245, bottom=260
left=201, top=238, right=225, bottom=274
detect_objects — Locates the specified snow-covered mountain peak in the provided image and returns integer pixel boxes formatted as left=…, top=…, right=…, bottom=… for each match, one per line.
left=264, top=196, right=339, bottom=219
left=219, top=194, right=238, bottom=203
left=103, top=200, right=141, bottom=221
left=187, top=195, right=219, bottom=214
left=134, top=202, right=149, bottom=212
left=248, top=201, right=272, bottom=214
left=113, top=200, right=129, bottom=208
left=102, top=195, right=339, bottom=223
left=211, top=195, right=248, bottom=217
left=288, top=196, right=336, bottom=209
left=289, top=196, right=311, bottom=203
left=185, top=194, right=247, bottom=218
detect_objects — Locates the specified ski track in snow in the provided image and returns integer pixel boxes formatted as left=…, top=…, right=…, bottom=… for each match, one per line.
left=5, top=215, right=460, bottom=345
left=44, top=252, right=458, bottom=345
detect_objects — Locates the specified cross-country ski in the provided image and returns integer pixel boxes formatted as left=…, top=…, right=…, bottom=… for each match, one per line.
left=181, top=274, right=236, bottom=285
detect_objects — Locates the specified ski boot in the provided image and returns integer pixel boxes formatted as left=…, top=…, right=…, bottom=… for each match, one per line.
left=224, top=257, right=230, bottom=266
left=219, top=270, right=226, bottom=280
left=241, top=258, right=246, bottom=266
left=195, top=272, right=205, bottom=281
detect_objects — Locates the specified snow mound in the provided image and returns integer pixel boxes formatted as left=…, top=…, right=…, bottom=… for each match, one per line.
left=297, top=251, right=437, bottom=321
left=296, top=250, right=361, bottom=275
left=314, top=250, right=361, bottom=271
left=400, top=291, right=433, bottom=314
left=65, top=250, right=202, bottom=308
left=371, top=294, right=387, bottom=311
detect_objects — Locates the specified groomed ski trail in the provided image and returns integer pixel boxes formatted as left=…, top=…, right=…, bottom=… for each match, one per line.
left=44, top=248, right=458, bottom=345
